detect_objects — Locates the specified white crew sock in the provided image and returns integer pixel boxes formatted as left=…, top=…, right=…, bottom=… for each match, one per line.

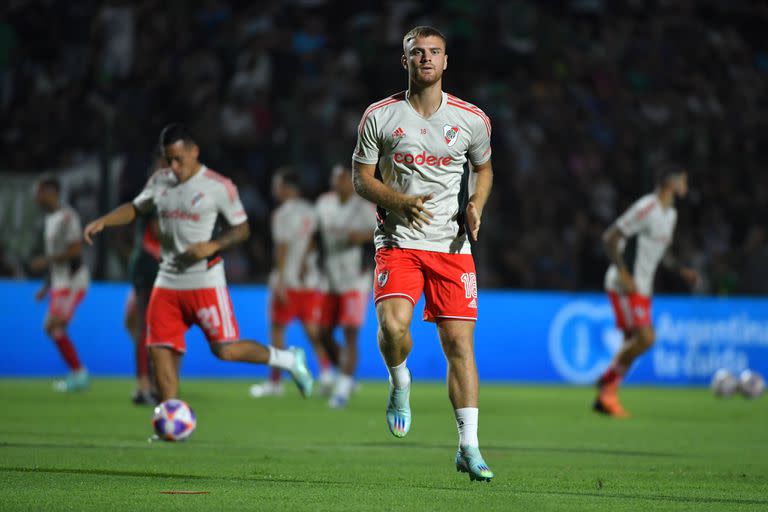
left=388, top=360, right=411, bottom=389
left=333, top=373, right=355, bottom=399
left=455, top=407, right=479, bottom=448
left=268, top=346, right=296, bottom=370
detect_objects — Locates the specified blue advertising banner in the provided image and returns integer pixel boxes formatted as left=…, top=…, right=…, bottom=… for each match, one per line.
left=2, top=280, right=766, bottom=385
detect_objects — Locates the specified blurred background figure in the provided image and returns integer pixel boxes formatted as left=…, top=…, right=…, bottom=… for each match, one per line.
left=29, top=175, right=90, bottom=392
left=250, top=168, right=330, bottom=398
left=315, top=164, right=376, bottom=408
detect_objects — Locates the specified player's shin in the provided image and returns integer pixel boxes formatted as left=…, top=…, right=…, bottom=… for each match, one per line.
left=150, top=346, right=180, bottom=401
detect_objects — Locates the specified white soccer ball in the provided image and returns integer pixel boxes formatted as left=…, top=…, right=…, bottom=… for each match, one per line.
left=710, top=369, right=738, bottom=397
left=738, top=370, right=765, bottom=399
left=152, top=399, right=197, bottom=441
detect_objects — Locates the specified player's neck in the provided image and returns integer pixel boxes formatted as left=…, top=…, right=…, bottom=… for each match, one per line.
left=656, top=188, right=674, bottom=209
left=179, top=163, right=203, bottom=183
left=407, top=82, right=443, bottom=118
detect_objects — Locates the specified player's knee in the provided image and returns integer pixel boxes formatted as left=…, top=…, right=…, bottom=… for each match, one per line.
left=378, top=310, right=409, bottom=342
left=441, top=335, right=473, bottom=360
left=637, top=328, right=656, bottom=350
left=211, top=343, right=235, bottom=361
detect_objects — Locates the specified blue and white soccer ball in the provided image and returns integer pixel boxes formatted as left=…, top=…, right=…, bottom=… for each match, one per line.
left=153, top=399, right=197, bottom=441
left=738, top=370, right=765, bottom=399
left=710, top=369, right=738, bottom=398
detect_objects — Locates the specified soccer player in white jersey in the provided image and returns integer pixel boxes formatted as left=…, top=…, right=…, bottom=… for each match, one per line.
left=595, top=164, right=699, bottom=417
left=352, top=26, right=494, bottom=481
left=29, top=175, right=90, bottom=392
left=83, top=124, right=313, bottom=402
left=315, top=164, right=376, bottom=408
left=250, top=169, right=330, bottom=398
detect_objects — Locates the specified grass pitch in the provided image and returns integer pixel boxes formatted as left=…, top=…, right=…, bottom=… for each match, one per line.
left=0, top=379, right=766, bottom=511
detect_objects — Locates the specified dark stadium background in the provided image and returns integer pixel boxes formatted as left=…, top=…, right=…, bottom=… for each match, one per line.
left=1, top=0, right=767, bottom=294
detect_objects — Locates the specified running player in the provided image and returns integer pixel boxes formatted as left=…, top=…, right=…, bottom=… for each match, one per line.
left=84, top=124, right=313, bottom=402
left=315, top=164, right=376, bottom=408
left=250, top=169, right=330, bottom=398
left=29, top=175, right=90, bottom=392
left=595, top=164, right=699, bottom=417
left=352, top=26, right=495, bottom=481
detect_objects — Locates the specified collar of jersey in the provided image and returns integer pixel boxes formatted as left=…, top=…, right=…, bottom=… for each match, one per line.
left=404, top=91, right=447, bottom=120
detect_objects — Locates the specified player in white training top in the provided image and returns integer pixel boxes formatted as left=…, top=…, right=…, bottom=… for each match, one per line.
left=315, top=164, right=376, bottom=408
left=83, top=124, right=313, bottom=403
left=352, top=26, right=494, bottom=481
left=29, top=175, right=90, bottom=392
left=249, top=168, right=332, bottom=398
left=595, top=164, right=699, bottom=417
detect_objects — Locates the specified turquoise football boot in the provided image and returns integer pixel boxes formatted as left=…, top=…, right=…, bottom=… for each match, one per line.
left=386, top=371, right=411, bottom=438
left=53, top=369, right=89, bottom=392
left=455, top=446, right=494, bottom=482
left=288, top=347, right=314, bottom=398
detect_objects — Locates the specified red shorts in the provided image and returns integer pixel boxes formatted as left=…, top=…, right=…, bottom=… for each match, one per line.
left=319, top=290, right=368, bottom=328
left=608, top=291, right=652, bottom=331
left=47, top=288, right=86, bottom=322
left=270, top=289, right=323, bottom=326
left=374, top=248, right=478, bottom=323
left=146, top=286, right=240, bottom=353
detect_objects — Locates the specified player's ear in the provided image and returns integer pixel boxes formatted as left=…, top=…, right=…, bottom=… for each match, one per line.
left=401, top=54, right=407, bottom=70
left=443, top=53, right=448, bottom=70
left=190, top=143, right=200, bottom=160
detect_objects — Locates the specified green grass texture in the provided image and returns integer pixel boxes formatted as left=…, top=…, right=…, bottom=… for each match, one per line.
left=1, top=379, right=766, bottom=511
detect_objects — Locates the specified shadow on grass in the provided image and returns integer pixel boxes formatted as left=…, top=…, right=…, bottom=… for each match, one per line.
left=353, top=441, right=680, bottom=458
left=3, top=466, right=766, bottom=506
left=0, top=466, right=345, bottom=486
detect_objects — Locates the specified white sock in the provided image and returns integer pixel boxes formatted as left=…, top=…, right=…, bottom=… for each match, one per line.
left=455, top=407, right=479, bottom=448
left=333, top=373, right=354, bottom=399
left=388, top=360, right=411, bottom=389
left=268, top=346, right=296, bottom=370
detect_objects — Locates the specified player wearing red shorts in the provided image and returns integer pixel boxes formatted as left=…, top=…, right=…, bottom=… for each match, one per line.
left=352, top=26, right=494, bottom=481
left=250, top=169, right=330, bottom=398
left=315, top=164, right=376, bottom=408
left=84, top=124, right=313, bottom=402
left=596, top=164, right=699, bottom=417
left=29, top=175, right=89, bottom=392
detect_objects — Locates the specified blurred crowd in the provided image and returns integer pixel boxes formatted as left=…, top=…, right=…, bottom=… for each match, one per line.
left=2, top=0, right=767, bottom=293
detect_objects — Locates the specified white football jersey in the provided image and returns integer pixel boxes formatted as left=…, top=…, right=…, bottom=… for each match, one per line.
left=270, top=198, right=319, bottom=290
left=353, top=91, right=492, bottom=254
left=316, top=192, right=376, bottom=293
left=133, top=165, right=248, bottom=290
left=44, top=205, right=90, bottom=290
left=604, top=193, right=677, bottom=296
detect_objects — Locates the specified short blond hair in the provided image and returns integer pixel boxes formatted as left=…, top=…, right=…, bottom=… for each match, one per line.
left=402, top=26, right=446, bottom=51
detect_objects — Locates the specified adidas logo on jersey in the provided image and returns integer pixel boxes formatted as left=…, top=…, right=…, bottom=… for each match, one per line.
left=392, top=127, right=405, bottom=139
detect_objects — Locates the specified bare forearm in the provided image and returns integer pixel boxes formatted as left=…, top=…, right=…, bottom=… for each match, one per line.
left=213, top=222, right=250, bottom=252
left=352, top=164, right=406, bottom=212
left=348, top=231, right=374, bottom=245
left=603, top=229, right=627, bottom=272
left=101, top=203, right=138, bottom=228
left=469, top=164, right=493, bottom=213
left=50, top=242, right=82, bottom=264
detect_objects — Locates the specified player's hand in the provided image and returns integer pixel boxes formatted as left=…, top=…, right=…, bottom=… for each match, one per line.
left=34, top=286, right=48, bottom=302
left=83, top=218, right=106, bottom=245
left=273, top=281, right=288, bottom=303
left=618, top=268, right=636, bottom=294
left=401, top=194, right=433, bottom=233
left=680, top=267, right=701, bottom=288
left=178, top=241, right=219, bottom=267
left=29, top=256, right=49, bottom=273
left=466, top=201, right=482, bottom=241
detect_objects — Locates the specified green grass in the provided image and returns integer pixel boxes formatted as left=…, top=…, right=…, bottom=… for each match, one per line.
left=0, top=379, right=766, bottom=511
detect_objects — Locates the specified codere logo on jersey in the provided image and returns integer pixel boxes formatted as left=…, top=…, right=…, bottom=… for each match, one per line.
left=393, top=151, right=452, bottom=167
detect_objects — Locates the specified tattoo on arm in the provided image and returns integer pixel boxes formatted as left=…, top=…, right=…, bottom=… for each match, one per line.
left=214, top=222, right=250, bottom=251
